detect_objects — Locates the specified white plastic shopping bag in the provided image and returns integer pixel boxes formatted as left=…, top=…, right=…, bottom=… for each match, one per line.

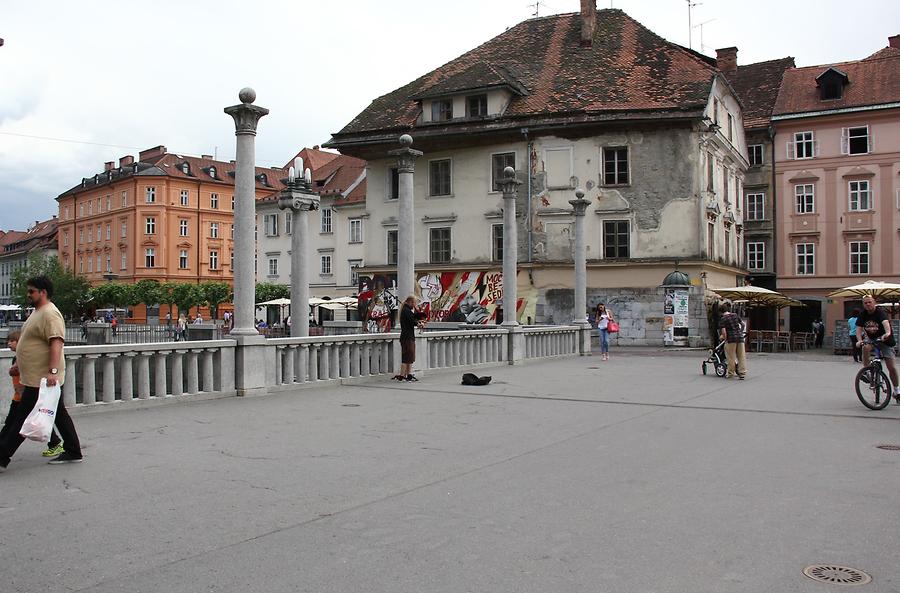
left=19, top=378, right=61, bottom=443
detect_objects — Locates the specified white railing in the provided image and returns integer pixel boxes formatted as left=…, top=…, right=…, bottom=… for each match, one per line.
left=524, top=326, right=580, bottom=359
left=426, top=329, right=507, bottom=369
left=267, top=333, right=398, bottom=389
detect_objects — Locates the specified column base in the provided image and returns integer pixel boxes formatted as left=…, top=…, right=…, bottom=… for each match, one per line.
left=506, top=325, right=526, bottom=365
left=575, top=321, right=592, bottom=356
left=233, top=335, right=273, bottom=397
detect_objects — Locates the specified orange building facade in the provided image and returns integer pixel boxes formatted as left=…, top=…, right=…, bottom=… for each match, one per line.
left=56, top=146, right=285, bottom=312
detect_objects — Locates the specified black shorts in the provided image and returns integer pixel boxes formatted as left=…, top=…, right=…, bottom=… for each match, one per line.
left=401, top=339, right=416, bottom=364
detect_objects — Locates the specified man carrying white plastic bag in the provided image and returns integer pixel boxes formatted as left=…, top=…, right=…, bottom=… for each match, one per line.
left=1, top=275, right=83, bottom=473
left=19, top=378, right=61, bottom=443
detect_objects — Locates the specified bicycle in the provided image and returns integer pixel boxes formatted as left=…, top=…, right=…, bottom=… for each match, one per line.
left=854, top=339, right=895, bottom=410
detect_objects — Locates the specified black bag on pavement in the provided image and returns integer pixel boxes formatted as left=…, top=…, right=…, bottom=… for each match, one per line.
left=461, top=373, right=492, bottom=386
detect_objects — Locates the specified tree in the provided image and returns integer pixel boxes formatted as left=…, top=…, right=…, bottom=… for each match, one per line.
left=171, top=283, right=203, bottom=317
left=131, top=279, right=162, bottom=309
left=11, top=254, right=91, bottom=319
left=158, top=282, right=179, bottom=319
left=255, top=282, right=289, bottom=304
left=201, top=281, right=232, bottom=320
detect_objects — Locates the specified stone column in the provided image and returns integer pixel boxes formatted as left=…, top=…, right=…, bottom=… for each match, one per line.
left=225, top=88, right=271, bottom=396
left=278, top=160, right=319, bottom=338
left=497, top=166, right=525, bottom=364
left=570, top=189, right=592, bottom=355
left=388, top=135, right=422, bottom=300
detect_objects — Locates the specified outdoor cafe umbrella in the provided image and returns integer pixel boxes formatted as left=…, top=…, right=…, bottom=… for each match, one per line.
left=709, top=285, right=793, bottom=307
left=827, top=280, right=900, bottom=300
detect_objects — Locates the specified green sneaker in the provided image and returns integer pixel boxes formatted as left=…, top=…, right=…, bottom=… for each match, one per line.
left=42, top=443, right=65, bottom=458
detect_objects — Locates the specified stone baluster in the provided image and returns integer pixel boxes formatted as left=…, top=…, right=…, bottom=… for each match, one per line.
left=330, top=343, right=340, bottom=378
left=154, top=351, right=168, bottom=398
left=186, top=350, right=200, bottom=394
left=171, top=350, right=185, bottom=396
left=360, top=341, right=371, bottom=376
left=282, top=346, right=295, bottom=384
left=81, top=354, right=98, bottom=405
left=62, top=355, right=78, bottom=407
left=308, top=344, right=319, bottom=381
left=339, top=343, right=350, bottom=378
left=136, top=352, right=151, bottom=399
left=381, top=341, right=391, bottom=374
left=319, top=343, right=331, bottom=379
left=296, top=345, right=307, bottom=383
left=102, top=354, right=118, bottom=403
left=201, top=349, right=215, bottom=392
left=119, top=353, right=135, bottom=401
left=219, top=347, right=235, bottom=393
left=350, top=343, right=360, bottom=377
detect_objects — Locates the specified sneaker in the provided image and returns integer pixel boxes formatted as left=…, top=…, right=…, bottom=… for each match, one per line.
left=738, top=375, right=746, bottom=380
left=42, top=443, right=65, bottom=458
left=0, top=458, right=8, bottom=472
left=405, top=375, right=419, bottom=382
left=48, top=452, right=83, bottom=465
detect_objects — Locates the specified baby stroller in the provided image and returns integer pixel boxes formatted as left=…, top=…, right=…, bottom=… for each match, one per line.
left=701, top=340, right=728, bottom=377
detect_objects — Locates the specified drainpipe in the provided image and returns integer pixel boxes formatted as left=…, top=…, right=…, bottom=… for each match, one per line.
left=768, top=125, right=779, bottom=328
left=521, top=128, right=533, bottom=263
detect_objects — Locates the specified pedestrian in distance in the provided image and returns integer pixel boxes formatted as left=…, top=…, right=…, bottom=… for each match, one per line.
left=848, top=308, right=861, bottom=363
left=718, top=301, right=747, bottom=379
left=812, top=318, right=825, bottom=348
left=393, top=295, right=426, bottom=382
left=595, top=302, right=615, bottom=361
left=0, top=275, right=83, bottom=472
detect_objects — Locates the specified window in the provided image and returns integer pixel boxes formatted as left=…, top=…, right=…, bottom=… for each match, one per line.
left=105, top=255, right=111, bottom=273
left=349, top=261, right=362, bottom=286
left=795, top=184, right=815, bottom=214
left=724, top=229, right=731, bottom=263
left=210, top=222, right=219, bottom=238
left=285, top=212, right=292, bottom=235
left=209, top=250, right=219, bottom=270
left=96, top=226, right=101, bottom=241
left=791, top=131, right=815, bottom=159
left=320, top=254, right=332, bottom=275
left=145, top=248, right=155, bottom=268
left=121, top=191, right=127, bottom=207
left=264, top=214, right=279, bottom=237
left=106, top=196, right=111, bottom=212
left=467, top=94, right=487, bottom=117
left=843, top=126, right=870, bottom=155
left=821, top=80, right=842, bottom=100
left=431, top=98, right=452, bottom=121
left=722, top=165, right=730, bottom=206
left=96, top=254, right=101, bottom=273
left=796, top=243, right=815, bottom=275
left=88, top=257, right=93, bottom=273
left=145, top=187, right=156, bottom=203
left=79, top=203, right=84, bottom=217
left=491, top=224, right=503, bottom=262
left=179, top=250, right=188, bottom=269
left=120, top=251, right=127, bottom=270
left=387, top=230, right=398, bottom=265
left=64, top=206, right=70, bottom=220
left=208, top=166, right=217, bottom=179
left=727, top=113, right=734, bottom=141
left=387, top=167, right=399, bottom=200
left=603, top=220, right=630, bottom=258
left=320, top=208, right=332, bottom=233
left=848, top=180, right=871, bottom=211
left=491, top=152, right=516, bottom=192
left=747, top=242, right=765, bottom=270
left=231, top=195, right=235, bottom=210
left=106, top=223, right=111, bottom=240
left=349, top=219, right=362, bottom=243
left=79, top=257, right=84, bottom=273
left=145, top=217, right=156, bottom=234
left=79, top=228, right=84, bottom=243
left=211, top=193, right=219, bottom=209
left=230, top=250, right=234, bottom=270
left=748, top=145, right=763, bottom=167
left=745, top=193, right=765, bottom=221
left=121, top=221, right=127, bottom=238
left=179, top=219, right=188, bottom=237
left=88, top=202, right=93, bottom=216
left=180, top=190, right=189, bottom=206
left=268, top=257, right=278, bottom=276
left=603, top=147, right=629, bottom=185
left=850, top=241, right=870, bottom=275
left=707, top=222, right=715, bottom=259
left=230, top=224, right=235, bottom=239
left=181, top=162, right=190, bottom=175
left=430, top=227, right=451, bottom=263
left=63, top=232, right=69, bottom=247
left=429, top=159, right=452, bottom=196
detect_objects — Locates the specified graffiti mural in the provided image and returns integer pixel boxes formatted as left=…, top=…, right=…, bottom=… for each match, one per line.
left=357, top=274, right=398, bottom=333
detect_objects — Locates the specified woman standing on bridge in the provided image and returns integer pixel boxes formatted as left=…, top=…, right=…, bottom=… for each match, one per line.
left=596, top=303, right=616, bottom=361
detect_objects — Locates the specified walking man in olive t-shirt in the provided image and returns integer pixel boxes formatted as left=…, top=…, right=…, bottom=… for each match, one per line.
left=0, top=276, right=83, bottom=471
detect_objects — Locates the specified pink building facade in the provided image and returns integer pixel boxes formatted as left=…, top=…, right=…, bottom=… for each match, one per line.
left=772, top=38, right=900, bottom=335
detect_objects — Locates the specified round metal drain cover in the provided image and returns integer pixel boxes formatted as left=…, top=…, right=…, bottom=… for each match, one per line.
left=876, top=444, right=900, bottom=451
left=803, top=565, right=871, bottom=586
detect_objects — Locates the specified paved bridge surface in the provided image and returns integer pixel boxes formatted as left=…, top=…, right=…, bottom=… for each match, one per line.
left=2, top=349, right=899, bottom=593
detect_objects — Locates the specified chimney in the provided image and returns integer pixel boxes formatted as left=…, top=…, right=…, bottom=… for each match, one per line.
left=716, top=47, right=738, bottom=72
left=889, top=34, right=900, bottom=49
left=201, top=154, right=213, bottom=160
left=104, top=161, right=115, bottom=172
left=138, top=145, right=167, bottom=161
left=119, top=155, right=134, bottom=167
left=580, top=0, right=596, bottom=47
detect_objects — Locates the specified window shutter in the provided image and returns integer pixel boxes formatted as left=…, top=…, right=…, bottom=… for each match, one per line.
left=840, top=128, right=849, bottom=155
left=786, top=141, right=795, bottom=160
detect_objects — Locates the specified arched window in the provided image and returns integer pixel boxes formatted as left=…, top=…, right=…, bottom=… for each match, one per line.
left=181, top=162, right=190, bottom=175
left=209, top=166, right=217, bottom=178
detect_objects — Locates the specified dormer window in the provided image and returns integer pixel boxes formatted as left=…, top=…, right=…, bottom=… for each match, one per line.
left=816, top=67, right=849, bottom=101
left=467, top=94, right=488, bottom=117
left=180, top=162, right=190, bottom=175
left=132, top=163, right=139, bottom=174
left=208, top=166, right=217, bottom=179
left=431, top=98, right=453, bottom=122
left=257, top=173, right=268, bottom=185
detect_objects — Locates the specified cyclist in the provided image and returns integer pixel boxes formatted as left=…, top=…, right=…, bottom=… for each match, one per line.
left=856, top=294, right=899, bottom=400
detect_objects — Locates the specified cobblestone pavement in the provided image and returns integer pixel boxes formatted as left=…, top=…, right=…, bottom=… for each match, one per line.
left=2, top=349, right=898, bottom=593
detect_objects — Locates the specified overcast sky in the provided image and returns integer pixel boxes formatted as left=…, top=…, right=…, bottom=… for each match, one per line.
left=1, top=0, right=897, bottom=230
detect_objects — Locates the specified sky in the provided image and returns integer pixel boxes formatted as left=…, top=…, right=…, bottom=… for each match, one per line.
left=1, top=0, right=898, bottom=230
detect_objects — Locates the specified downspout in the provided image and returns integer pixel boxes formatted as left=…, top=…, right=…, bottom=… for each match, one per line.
left=768, top=124, right=779, bottom=329
left=521, top=128, right=533, bottom=263
left=197, top=180, right=202, bottom=285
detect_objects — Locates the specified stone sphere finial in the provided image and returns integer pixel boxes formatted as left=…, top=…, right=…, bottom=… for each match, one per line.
left=239, top=87, right=257, bottom=104
left=399, top=134, right=413, bottom=147
left=575, top=188, right=585, bottom=199
left=503, top=166, right=516, bottom=179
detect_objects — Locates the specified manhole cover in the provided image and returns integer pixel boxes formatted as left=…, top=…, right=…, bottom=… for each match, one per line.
left=341, top=403, right=360, bottom=407
left=876, top=444, right=900, bottom=451
left=803, top=565, right=871, bottom=586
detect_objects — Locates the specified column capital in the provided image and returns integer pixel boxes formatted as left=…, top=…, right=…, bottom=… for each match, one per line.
left=498, top=166, right=522, bottom=199
left=388, top=134, right=423, bottom=173
left=224, top=88, right=269, bottom=136
left=569, top=189, right=590, bottom=217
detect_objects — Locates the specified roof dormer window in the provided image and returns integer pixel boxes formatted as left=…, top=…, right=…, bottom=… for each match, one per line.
left=467, top=94, right=488, bottom=117
left=816, top=67, right=849, bottom=101
left=257, top=173, right=268, bottom=185
left=208, top=166, right=217, bottom=179
left=431, top=98, right=453, bottom=122
left=180, top=162, right=191, bottom=175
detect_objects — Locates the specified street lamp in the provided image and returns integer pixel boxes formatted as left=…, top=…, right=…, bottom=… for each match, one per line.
left=278, top=157, right=319, bottom=337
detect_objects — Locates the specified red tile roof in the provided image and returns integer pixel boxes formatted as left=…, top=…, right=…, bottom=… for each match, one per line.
left=773, top=53, right=900, bottom=116
left=282, top=147, right=340, bottom=172
left=1, top=217, right=58, bottom=255
left=722, top=57, right=795, bottom=129
left=332, top=9, right=717, bottom=140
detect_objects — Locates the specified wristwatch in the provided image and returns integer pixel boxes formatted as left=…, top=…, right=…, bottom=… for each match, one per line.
left=49, top=368, right=58, bottom=374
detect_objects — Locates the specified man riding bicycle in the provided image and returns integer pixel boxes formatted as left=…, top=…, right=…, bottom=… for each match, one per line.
left=856, top=295, right=899, bottom=401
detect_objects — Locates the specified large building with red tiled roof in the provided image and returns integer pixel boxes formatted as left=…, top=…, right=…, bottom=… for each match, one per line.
left=256, top=148, right=367, bottom=308
left=326, top=3, right=751, bottom=344
left=55, top=146, right=286, bottom=320
left=0, top=217, right=59, bottom=305
left=771, top=35, right=900, bottom=337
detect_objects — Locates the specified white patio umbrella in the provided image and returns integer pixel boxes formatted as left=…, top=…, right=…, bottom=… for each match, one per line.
left=828, top=280, right=900, bottom=300
left=709, top=285, right=795, bottom=307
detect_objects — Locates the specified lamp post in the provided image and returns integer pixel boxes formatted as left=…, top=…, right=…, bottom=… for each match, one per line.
left=570, top=188, right=592, bottom=355
left=278, top=158, right=319, bottom=337
left=388, top=134, right=422, bottom=300
left=497, top=166, right=521, bottom=327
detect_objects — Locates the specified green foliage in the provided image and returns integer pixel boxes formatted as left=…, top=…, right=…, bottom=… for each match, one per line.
left=200, top=281, right=232, bottom=319
left=255, top=282, right=289, bottom=304
left=10, top=254, right=91, bottom=319
left=171, top=283, right=203, bottom=315
left=158, top=282, right=179, bottom=311
left=89, top=282, right=131, bottom=310
left=131, top=279, right=162, bottom=308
